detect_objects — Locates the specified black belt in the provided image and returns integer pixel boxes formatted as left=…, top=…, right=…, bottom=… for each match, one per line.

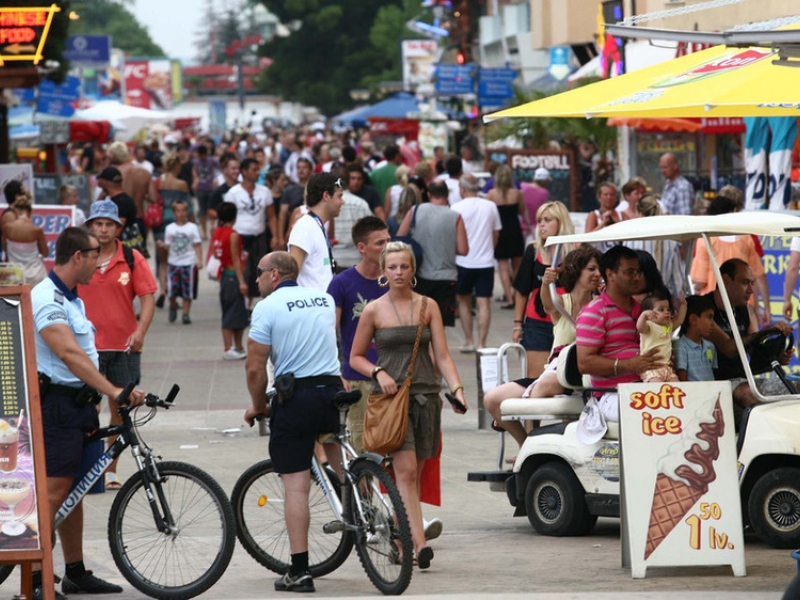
left=48, top=384, right=83, bottom=400
left=294, top=376, right=341, bottom=390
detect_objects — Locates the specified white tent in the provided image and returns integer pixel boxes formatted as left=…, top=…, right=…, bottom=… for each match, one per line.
left=72, top=100, right=170, bottom=140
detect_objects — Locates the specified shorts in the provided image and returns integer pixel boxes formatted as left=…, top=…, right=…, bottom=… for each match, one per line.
left=642, top=366, right=678, bottom=383
left=415, top=278, right=456, bottom=327
left=99, top=351, right=141, bottom=387
left=456, top=266, right=494, bottom=298
left=42, top=391, right=100, bottom=478
left=398, top=393, right=441, bottom=460
left=521, top=318, right=554, bottom=352
left=167, top=264, right=195, bottom=299
left=730, top=376, right=796, bottom=425
left=268, top=385, right=341, bottom=474
left=241, top=233, right=268, bottom=299
left=220, top=273, right=248, bottom=330
left=196, top=190, right=213, bottom=217
left=346, top=379, right=372, bottom=455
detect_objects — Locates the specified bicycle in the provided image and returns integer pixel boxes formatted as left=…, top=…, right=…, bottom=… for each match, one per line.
left=0, top=383, right=236, bottom=600
left=232, top=389, right=414, bottom=595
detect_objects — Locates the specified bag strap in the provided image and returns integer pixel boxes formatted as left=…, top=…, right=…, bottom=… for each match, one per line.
left=410, top=205, right=418, bottom=233
left=404, top=297, right=428, bottom=380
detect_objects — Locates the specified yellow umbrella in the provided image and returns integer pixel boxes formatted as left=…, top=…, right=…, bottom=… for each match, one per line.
left=484, top=44, right=800, bottom=121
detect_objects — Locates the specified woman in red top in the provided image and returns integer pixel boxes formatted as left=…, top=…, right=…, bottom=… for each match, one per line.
left=212, top=202, right=248, bottom=360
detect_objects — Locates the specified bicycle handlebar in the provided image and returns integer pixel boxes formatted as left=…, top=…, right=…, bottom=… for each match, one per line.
left=144, top=384, right=180, bottom=409
left=114, top=382, right=137, bottom=407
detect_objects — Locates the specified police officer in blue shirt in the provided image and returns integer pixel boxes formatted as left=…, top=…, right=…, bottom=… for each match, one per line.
left=31, top=227, right=145, bottom=599
left=244, top=251, right=342, bottom=593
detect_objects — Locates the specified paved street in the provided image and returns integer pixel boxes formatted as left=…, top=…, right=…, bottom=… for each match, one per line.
left=1, top=258, right=795, bottom=599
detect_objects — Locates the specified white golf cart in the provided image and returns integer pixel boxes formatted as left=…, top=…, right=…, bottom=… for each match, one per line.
left=468, top=211, right=800, bottom=549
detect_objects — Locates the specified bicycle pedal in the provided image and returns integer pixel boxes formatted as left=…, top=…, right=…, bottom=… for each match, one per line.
left=322, top=520, right=345, bottom=534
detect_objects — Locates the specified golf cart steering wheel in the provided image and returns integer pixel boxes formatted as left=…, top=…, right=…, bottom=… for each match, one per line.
left=746, top=327, right=794, bottom=374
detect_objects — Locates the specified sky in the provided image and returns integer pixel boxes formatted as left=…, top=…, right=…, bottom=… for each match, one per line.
left=130, top=0, right=213, bottom=63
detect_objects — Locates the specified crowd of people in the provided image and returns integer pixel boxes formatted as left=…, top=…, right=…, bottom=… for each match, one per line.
left=6, top=127, right=800, bottom=596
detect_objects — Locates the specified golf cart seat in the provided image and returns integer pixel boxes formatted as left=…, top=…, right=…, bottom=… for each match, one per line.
left=499, top=344, right=588, bottom=422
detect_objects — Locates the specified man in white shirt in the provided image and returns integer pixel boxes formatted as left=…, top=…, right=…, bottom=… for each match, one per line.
left=288, top=173, right=344, bottom=291
left=443, top=156, right=463, bottom=205
left=330, top=168, right=372, bottom=270
left=224, top=157, right=278, bottom=306
left=133, top=145, right=154, bottom=174
left=451, top=175, right=502, bottom=351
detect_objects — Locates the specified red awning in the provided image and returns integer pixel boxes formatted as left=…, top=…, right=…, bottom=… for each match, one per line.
left=608, top=117, right=746, bottom=134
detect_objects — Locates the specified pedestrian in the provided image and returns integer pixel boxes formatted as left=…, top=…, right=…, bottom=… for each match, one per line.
left=369, top=144, right=402, bottom=202
left=150, top=153, right=193, bottom=308
left=78, top=200, right=157, bottom=489
left=207, top=152, right=240, bottom=233
left=1, top=193, right=47, bottom=286
left=384, top=165, right=410, bottom=221
left=512, top=201, right=575, bottom=378
left=288, top=173, right=344, bottom=291
left=395, top=180, right=468, bottom=328
left=451, top=175, right=502, bottom=351
left=59, top=183, right=87, bottom=226
left=350, top=241, right=467, bottom=570
left=157, top=199, right=203, bottom=324
left=388, top=186, right=419, bottom=238
left=107, top=141, right=151, bottom=246
left=210, top=202, right=248, bottom=360
left=32, top=226, right=146, bottom=598
left=487, top=165, right=525, bottom=309
left=659, top=152, right=695, bottom=216
left=192, top=144, right=219, bottom=240
left=330, top=169, right=372, bottom=271
left=96, top=166, right=145, bottom=256
left=520, top=167, right=550, bottom=240
left=244, top=251, right=343, bottom=593
left=224, top=157, right=279, bottom=309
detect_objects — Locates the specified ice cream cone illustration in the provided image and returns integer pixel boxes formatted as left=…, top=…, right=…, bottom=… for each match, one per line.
left=644, top=397, right=724, bottom=559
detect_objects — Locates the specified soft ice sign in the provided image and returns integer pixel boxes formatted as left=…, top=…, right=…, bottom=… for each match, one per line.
left=619, top=382, right=745, bottom=578
left=652, top=49, right=770, bottom=89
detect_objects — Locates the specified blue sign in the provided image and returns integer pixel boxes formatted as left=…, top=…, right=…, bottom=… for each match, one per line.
left=478, top=68, right=516, bottom=106
left=37, top=76, right=80, bottom=117
left=479, top=67, right=517, bottom=81
left=64, top=35, right=111, bottom=67
left=435, top=64, right=475, bottom=95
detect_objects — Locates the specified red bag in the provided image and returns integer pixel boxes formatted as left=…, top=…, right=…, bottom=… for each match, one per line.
left=144, top=177, right=164, bottom=229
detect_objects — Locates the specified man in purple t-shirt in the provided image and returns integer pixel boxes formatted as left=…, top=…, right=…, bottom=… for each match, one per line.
left=326, top=216, right=390, bottom=454
left=575, top=245, right=660, bottom=443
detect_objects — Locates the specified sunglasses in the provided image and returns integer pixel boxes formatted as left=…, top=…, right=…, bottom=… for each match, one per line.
left=80, top=246, right=102, bottom=256
left=257, top=266, right=277, bottom=277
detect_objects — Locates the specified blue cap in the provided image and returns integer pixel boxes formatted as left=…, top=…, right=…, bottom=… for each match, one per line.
left=86, top=200, right=123, bottom=226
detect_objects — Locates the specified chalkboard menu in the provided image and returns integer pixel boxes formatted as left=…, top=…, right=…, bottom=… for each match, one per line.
left=486, top=149, right=577, bottom=211
left=33, top=173, right=90, bottom=213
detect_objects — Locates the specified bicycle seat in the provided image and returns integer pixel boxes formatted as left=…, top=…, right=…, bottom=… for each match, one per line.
left=334, top=390, right=362, bottom=409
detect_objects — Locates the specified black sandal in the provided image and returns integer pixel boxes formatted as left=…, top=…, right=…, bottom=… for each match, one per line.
left=417, top=546, right=434, bottom=570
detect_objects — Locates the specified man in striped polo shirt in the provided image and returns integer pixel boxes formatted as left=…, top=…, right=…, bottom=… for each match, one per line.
left=575, top=245, right=661, bottom=443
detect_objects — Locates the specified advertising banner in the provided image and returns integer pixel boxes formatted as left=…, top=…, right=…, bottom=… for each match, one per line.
left=402, top=40, right=437, bottom=90
left=619, top=381, right=745, bottom=578
left=0, top=205, right=74, bottom=272
left=124, top=59, right=172, bottom=110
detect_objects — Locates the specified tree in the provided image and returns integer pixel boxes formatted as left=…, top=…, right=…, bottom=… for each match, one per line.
left=256, top=0, right=421, bottom=115
left=69, top=0, right=166, bottom=57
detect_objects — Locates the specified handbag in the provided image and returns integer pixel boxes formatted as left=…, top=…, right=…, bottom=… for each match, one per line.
left=363, top=297, right=428, bottom=455
left=395, top=206, right=423, bottom=268
left=205, top=242, right=222, bottom=281
left=144, top=177, right=164, bottom=229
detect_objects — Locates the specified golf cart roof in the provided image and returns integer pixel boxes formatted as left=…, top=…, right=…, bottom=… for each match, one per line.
left=545, top=212, right=800, bottom=247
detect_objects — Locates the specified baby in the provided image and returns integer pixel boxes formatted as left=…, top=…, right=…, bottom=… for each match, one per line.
left=674, top=294, right=718, bottom=382
left=636, top=290, right=687, bottom=383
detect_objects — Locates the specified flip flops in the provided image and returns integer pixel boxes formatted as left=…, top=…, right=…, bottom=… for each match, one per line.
left=105, top=472, right=122, bottom=490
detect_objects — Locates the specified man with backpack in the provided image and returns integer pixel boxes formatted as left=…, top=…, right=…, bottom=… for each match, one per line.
left=77, top=200, right=157, bottom=490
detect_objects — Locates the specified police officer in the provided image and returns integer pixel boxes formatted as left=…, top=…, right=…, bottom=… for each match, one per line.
left=31, top=227, right=145, bottom=599
left=244, top=251, right=342, bottom=594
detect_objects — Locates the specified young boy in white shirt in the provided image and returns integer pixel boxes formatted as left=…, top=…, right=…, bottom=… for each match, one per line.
left=157, top=200, right=203, bottom=324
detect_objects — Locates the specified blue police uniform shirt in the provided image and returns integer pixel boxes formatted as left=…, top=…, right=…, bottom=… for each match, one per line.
left=248, top=281, right=340, bottom=379
left=32, top=271, right=99, bottom=387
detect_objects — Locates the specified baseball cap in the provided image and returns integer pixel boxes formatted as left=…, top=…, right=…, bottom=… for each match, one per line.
left=533, top=167, right=551, bottom=181
left=575, top=398, right=607, bottom=445
left=96, top=167, right=123, bottom=184
left=86, top=199, right=123, bottom=226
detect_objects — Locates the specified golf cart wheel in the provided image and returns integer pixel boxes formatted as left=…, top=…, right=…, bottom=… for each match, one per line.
left=524, top=462, right=596, bottom=537
left=748, top=467, right=800, bottom=549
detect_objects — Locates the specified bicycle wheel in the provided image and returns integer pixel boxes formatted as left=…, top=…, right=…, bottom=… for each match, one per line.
left=350, top=460, right=413, bottom=595
left=108, top=461, right=235, bottom=600
left=231, top=459, right=354, bottom=578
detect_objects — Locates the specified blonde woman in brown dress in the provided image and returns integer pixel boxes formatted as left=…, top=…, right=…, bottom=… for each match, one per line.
left=350, top=241, right=467, bottom=570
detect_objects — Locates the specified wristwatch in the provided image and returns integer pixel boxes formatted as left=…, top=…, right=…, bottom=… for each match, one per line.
left=371, top=366, right=385, bottom=380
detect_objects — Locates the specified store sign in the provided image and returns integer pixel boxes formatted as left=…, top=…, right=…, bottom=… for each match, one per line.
left=619, top=382, right=745, bottom=578
left=124, top=59, right=172, bottom=110
left=0, top=5, right=61, bottom=66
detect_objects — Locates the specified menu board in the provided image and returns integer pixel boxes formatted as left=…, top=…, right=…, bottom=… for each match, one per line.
left=0, top=298, right=39, bottom=551
left=619, top=382, right=745, bottom=578
left=485, top=149, right=577, bottom=211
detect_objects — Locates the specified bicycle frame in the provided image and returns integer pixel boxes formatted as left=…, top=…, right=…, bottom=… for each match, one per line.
left=54, top=405, right=171, bottom=534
